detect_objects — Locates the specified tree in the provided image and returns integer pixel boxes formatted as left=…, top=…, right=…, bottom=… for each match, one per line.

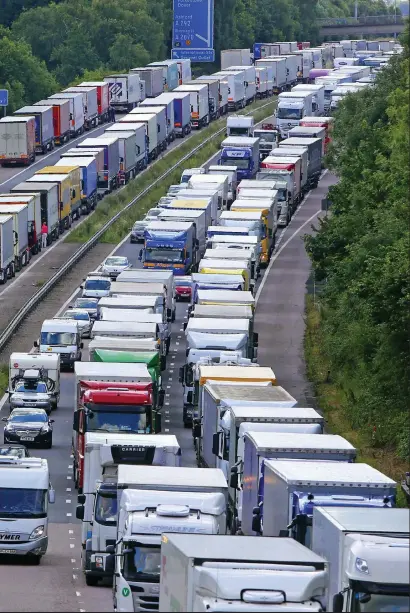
left=109, top=35, right=150, bottom=71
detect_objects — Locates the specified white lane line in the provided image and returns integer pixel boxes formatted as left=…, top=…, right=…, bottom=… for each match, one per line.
left=66, top=487, right=72, bottom=492
left=68, top=464, right=73, bottom=469
left=67, top=475, right=72, bottom=479
left=66, top=499, right=71, bottom=503
left=69, top=529, right=74, bottom=534
left=67, top=512, right=72, bottom=517
left=255, top=207, right=323, bottom=306
left=165, top=428, right=170, bottom=432
left=70, top=543, right=75, bottom=548
left=165, top=401, right=170, bottom=405
left=76, top=592, right=81, bottom=597
left=71, top=559, right=76, bottom=563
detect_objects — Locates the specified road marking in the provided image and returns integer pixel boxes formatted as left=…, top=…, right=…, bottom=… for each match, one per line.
left=70, top=543, right=75, bottom=548
left=165, top=401, right=170, bottom=405
left=76, top=592, right=81, bottom=597
left=67, top=512, right=72, bottom=517
left=176, top=342, right=180, bottom=345
left=165, top=428, right=170, bottom=432
left=68, top=464, right=73, bottom=469
left=171, top=362, right=175, bottom=366
left=66, top=487, right=71, bottom=492
left=255, top=207, right=323, bottom=306
left=69, top=529, right=74, bottom=534
left=66, top=499, right=71, bottom=503
left=169, top=369, right=174, bottom=374
left=71, top=559, right=76, bottom=563
left=67, top=475, right=72, bottom=479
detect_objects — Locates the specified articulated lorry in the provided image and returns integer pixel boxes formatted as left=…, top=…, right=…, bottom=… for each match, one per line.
left=312, top=507, right=410, bottom=613
left=212, top=71, right=245, bottom=111
left=11, top=182, right=60, bottom=243
left=0, top=194, right=42, bottom=256
left=105, top=123, right=147, bottom=173
left=49, top=92, right=85, bottom=136
left=159, top=533, right=328, bottom=613
left=0, top=116, right=36, bottom=166
left=79, top=81, right=110, bottom=123
left=105, top=73, right=142, bottom=112
left=157, top=209, right=208, bottom=258
left=174, top=84, right=210, bottom=129
left=108, top=466, right=228, bottom=612
left=116, top=269, right=175, bottom=323
left=35, top=98, right=70, bottom=145
left=76, top=432, right=180, bottom=585
left=72, top=362, right=163, bottom=490
left=226, top=116, right=254, bottom=137
left=14, top=105, right=54, bottom=154
left=0, top=215, right=15, bottom=283
left=0, top=203, right=30, bottom=271
left=130, top=107, right=168, bottom=152
left=130, top=67, right=163, bottom=98
left=55, top=157, right=98, bottom=213
left=276, top=91, right=314, bottom=139
left=119, top=113, right=159, bottom=162
left=141, top=221, right=198, bottom=275
left=196, top=76, right=229, bottom=117
left=279, top=136, right=323, bottom=188
left=140, top=98, right=175, bottom=143
left=219, top=137, right=260, bottom=181
left=77, top=136, right=120, bottom=196
left=64, top=86, right=99, bottom=130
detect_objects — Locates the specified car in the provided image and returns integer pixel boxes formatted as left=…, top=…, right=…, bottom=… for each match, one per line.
left=59, top=309, right=92, bottom=338
left=180, top=167, right=205, bottom=184
left=100, top=256, right=131, bottom=279
left=72, top=297, right=99, bottom=321
left=9, top=378, right=53, bottom=414
left=2, top=409, right=54, bottom=449
left=146, top=207, right=162, bottom=219
left=130, top=220, right=149, bottom=243
left=81, top=275, right=111, bottom=298
left=174, top=276, right=192, bottom=301
left=167, top=184, right=184, bottom=196
left=0, top=443, right=30, bottom=458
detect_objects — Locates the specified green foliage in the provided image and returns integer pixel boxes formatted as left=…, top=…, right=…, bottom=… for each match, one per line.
left=304, top=28, right=410, bottom=459
left=0, top=26, right=59, bottom=112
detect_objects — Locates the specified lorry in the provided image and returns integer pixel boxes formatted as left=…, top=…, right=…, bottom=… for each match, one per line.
left=314, top=75, right=353, bottom=112
left=72, top=362, right=164, bottom=489
left=175, top=58, right=191, bottom=84
left=48, top=92, right=85, bottom=136
left=36, top=164, right=83, bottom=220
left=276, top=54, right=299, bottom=87
left=105, top=73, right=141, bottom=112
left=0, top=215, right=15, bottom=283
left=207, top=166, right=237, bottom=207
left=158, top=533, right=328, bottom=613
left=55, top=156, right=98, bottom=213
left=276, top=91, right=314, bottom=139
left=140, top=98, right=175, bottom=143
left=160, top=199, right=212, bottom=235
left=148, top=61, right=179, bottom=92
left=221, top=48, right=251, bottom=68
left=130, top=67, right=164, bottom=98
left=191, top=273, right=245, bottom=295
left=253, top=128, right=279, bottom=161
left=90, top=349, right=163, bottom=386
left=198, top=257, right=252, bottom=292
left=76, top=432, right=181, bottom=585
left=141, top=221, right=198, bottom=275
left=119, top=113, right=159, bottom=162
left=218, top=211, right=264, bottom=244
left=130, top=106, right=168, bottom=151
left=8, top=352, right=60, bottom=413
left=0, top=116, right=36, bottom=166
left=0, top=203, right=29, bottom=271
left=226, top=116, right=254, bottom=137
left=64, top=86, right=98, bottom=130
left=279, top=137, right=323, bottom=188
left=11, top=181, right=60, bottom=243
left=151, top=92, right=191, bottom=137
left=109, top=465, right=228, bottom=612
left=0, top=457, right=55, bottom=563
left=193, top=290, right=255, bottom=313
left=230, top=198, right=277, bottom=264
left=260, top=155, right=302, bottom=209
left=312, top=507, right=410, bottom=613
left=219, top=137, right=260, bottom=181
left=196, top=76, right=229, bottom=116
left=288, top=126, right=326, bottom=157
left=105, top=123, right=147, bottom=172
left=212, top=71, right=245, bottom=111
left=206, top=234, right=260, bottom=274
left=116, top=269, right=175, bottom=323
left=157, top=208, right=208, bottom=257
left=223, top=66, right=256, bottom=104
left=255, top=66, right=269, bottom=98
left=253, top=42, right=281, bottom=60
left=185, top=79, right=220, bottom=121
left=77, top=136, right=120, bottom=195
left=0, top=194, right=42, bottom=256
left=292, top=84, right=326, bottom=115
left=38, top=318, right=83, bottom=370
left=255, top=58, right=287, bottom=93
left=187, top=174, right=229, bottom=212
left=300, top=116, right=334, bottom=153
left=270, top=146, right=309, bottom=195
left=34, top=98, right=70, bottom=145
left=62, top=146, right=105, bottom=179
left=99, top=129, right=137, bottom=183
left=13, top=105, right=54, bottom=154
left=79, top=81, right=110, bottom=123
left=174, top=84, right=210, bottom=129
left=251, top=460, right=397, bottom=544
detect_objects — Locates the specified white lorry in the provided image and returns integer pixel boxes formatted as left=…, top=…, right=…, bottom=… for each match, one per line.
left=0, top=456, right=55, bottom=562
left=174, top=84, right=210, bottom=129
left=159, top=533, right=328, bottom=612
left=312, top=507, right=410, bottom=613
left=0, top=214, right=15, bottom=283
left=8, top=352, right=60, bottom=413
left=188, top=174, right=229, bottom=212
left=212, top=71, right=246, bottom=111
left=276, top=91, right=314, bottom=139
left=220, top=48, right=251, bottom=69
left=108, top=465, right=228, bottom=612
left=292, top=84, right=326, bottom=115
left=226, top=115, right=254, bottom=137
left=105, top=73, right=142, bottom=112
left=207, top=166, right=238, bottom=206
left=116, top=269, right=175, bottom=323
left=76, top=432, right=181, bottom=586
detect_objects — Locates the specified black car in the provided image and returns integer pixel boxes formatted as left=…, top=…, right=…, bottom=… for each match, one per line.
left=0, top=443, right=30, bottom=458
left=2, top=409, right=54, bottom=448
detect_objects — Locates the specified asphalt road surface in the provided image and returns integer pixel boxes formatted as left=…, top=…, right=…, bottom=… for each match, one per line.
left=0, top=137, right=335, bottom=612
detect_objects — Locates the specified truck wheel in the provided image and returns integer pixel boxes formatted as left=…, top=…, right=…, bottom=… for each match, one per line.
left=0, top=270, right=6, bottom=285
left=85, top=575, right=99, bottom=586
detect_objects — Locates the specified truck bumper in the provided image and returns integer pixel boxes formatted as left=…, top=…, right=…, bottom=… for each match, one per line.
left=0, top=536, right=48, bottom=556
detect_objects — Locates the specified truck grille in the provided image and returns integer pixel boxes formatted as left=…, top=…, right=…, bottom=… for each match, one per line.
left=134, top=597, right=158, bottom=612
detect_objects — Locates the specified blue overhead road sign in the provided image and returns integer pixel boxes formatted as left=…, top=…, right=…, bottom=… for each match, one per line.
left=0, top=90, right=8, bottom=106
left=172, top=0, right=215, bottom=62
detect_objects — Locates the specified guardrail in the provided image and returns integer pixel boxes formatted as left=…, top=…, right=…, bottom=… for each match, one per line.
left=318, top=14, right=404, bottom=27
left=0, top=100, right=275, bottom=353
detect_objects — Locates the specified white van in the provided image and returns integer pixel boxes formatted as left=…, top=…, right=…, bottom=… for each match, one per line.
left=37, top=319, right=83, bottom=370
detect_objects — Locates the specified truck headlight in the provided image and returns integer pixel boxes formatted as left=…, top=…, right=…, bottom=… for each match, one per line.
left=70, top=352, right=77, bottom=359
left=29, top=525, right=45, bottom=540
left=355, top=557, right=369, bottom=574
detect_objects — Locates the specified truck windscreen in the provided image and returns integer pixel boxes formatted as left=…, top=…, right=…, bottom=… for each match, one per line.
left=221, top=159, right=249, bottom=169
left=124, top=544, right=161, bottom=582
left=277, top=107, right=303, bottom=120
left=0, top=488, right=47, bottom=518
left=85, top=405, right=149, bottom=434
left=228, top=128, right=250, bottom=136
left=146, top=249, right=184, bottom=263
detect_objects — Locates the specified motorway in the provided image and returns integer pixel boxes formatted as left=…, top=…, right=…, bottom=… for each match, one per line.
left=0, top=112, right=335, bottom=611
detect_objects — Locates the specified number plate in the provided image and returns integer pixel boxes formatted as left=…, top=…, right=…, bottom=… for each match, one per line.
left=20, top=437, right=35, bottom=441
left=0, top=549, right=16, bottom=554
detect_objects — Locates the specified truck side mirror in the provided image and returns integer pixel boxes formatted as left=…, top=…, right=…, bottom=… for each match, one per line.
left=333, top=593, right=344, bottom=613
left=253, top=332, right=259, bottom=347
left=105, top=553, right=115, bottom=574
left=212, top=432, right=222, bottom=458
left=178, top=366, right=184, bottom=384
left=166, top=308, right=172, bottom=321
left=229, top=466, right=239, bottom=489
left=192, top=422, right=201, bottom=438
left=48, top=488, right=55, bottom=504
left=73, top=411, right=80, bottom=432
left=160, top=355, right=166, bottom=371
left=183, top=322, right=187, bottom=331
left=154, top=411, right=162, bottom=433
left=80, top=342, right=84, bottom=349
left=76, top=505, right=84, bottom=521
left=77, top=494, right=86, bottom=504
left=252, top=507, right=262, bottom=533
left=158, top=388, right=165, bottom=408
left=33, top=340, right=38, bottom=348
left=138, top=249, right=143, bottom=261
left=186, top=391, right=193, bottom=404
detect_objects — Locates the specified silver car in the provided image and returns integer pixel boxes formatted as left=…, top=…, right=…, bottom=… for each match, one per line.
left=72, top=297, right=99, bottom=321
left=130, top=220, right=149, bottom=243
left=100, top=256, right=131, bottom=279
left=60, top=309, right=91, bottom=338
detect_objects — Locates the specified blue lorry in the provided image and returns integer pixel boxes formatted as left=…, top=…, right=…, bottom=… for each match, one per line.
left=219, top=137, right=260, bottom=180
left=140, top=221, right=198, bottom=275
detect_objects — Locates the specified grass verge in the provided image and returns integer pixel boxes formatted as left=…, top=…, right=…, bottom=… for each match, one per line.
left=304, top=294, right=408, bottom=507
left=66, top=98, right=277, bottom=245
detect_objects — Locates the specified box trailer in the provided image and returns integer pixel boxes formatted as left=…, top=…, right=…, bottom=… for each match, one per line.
left=77, top=136, right=120, bottom=195
left=140, top=97, right=175, bottom=142
left=64, top=86, right=98, bottom=129
left=35, top=98, right=70, bottom=145
left=130, top=67, right=164, bottom=98
left=118, top=113, right=159, bottom=162
left=13, top=105, right=54, bottom=153
left=174, top=84, right=210, bottom=129
left=221, top=49, right=252, bottom=68
left=48, top=92, right=85, bottom=136
left=105, top=123, right=147, bottom=171
left=148, top=60, right=179, bottom=92
left=0, top=215, right=15, bottom=283
left=55, top=156, right=98, bottom=213
left=0, top=117, right=36, bottom=166
left=130, top=106, right=168, bottom=151
left=212, top=72, right=246, bottom=111
left=104, top=73, right=141, bottom=112
left=154, top=92, right=191, bottom=138
left=79, top=81, right=110, bottom=123
left=11, top=181, right=60, bottom=242
left=196, top=76, right=229, bottom=115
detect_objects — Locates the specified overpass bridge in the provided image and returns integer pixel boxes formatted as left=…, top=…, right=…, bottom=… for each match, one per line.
left=318, top=15, right=406, bottom=37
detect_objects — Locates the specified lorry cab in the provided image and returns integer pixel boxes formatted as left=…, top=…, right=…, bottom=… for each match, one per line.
left=230, top=199, right=276, bottom=265
left=81, top=273, right=111, bottom=298
left=37, top=319, right=82, bottom=370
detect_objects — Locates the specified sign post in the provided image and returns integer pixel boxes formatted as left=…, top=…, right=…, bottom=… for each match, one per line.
left=172, top=0, right=215, bottom=63
left=0, top=89, right=8, bottom=117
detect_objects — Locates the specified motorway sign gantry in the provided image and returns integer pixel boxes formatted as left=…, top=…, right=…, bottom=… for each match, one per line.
left=172, top=0, right=215, bottom=62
